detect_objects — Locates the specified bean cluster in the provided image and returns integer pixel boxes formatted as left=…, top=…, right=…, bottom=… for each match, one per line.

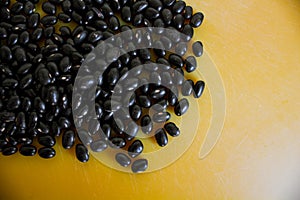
left=0, top=0, right=205, bottom=173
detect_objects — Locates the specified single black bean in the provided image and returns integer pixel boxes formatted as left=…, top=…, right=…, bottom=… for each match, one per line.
left=59, top=26, right=71, bottom=37
left=42, top=2, right=56, bottom=15
left=85, top=10, right=94, bottom=22
left=88, top=31, right=103, bottom=43
left=182, top=79, right=194, bottom=96
left=173, top=14, right=184, bottom=29
left=19, top=31, right=29, bottom=45
left=138, top=49, right=151, bottom=61
left=0, top=27, right=7, bottom=39
left=0, top=45, right=12, bottom=62
left=62, top=0, right=72, bottom=14
left=132, top=1, right=148, bottom=13
left=138, top=95, right=151, bottom=108
left=90, top=140, right=107, bottom=152
left=150, top=87, right=167, bottom=100
left=10, top=2, right=23, bottom=14
left=191, top=12, right=204, bottom=28
left=164, top=122, right=180, bottom=137
left=41, top=15, right=57, bottom=26
left=115, top=153, right=131, bottom=167
left=37, top=122, right=50, bottom=134
left=72, top=0, right=86, bottom=11
left=149, top=71, right=162, bottom=85
left=58, top=13, right=71, bottom=23
left=32, top=28, right=43, bottom=41
left=58, top=117, right=71, bottom=129
left=130, top=104, right=142, bottom=121
left=101, top=3, right=113, bottom=17
left=141, top=115, right=153, bottom=134
left=37, top=68, right=51, bottom=85
left=172, top=1, right=186, bottom=13
left=185, top=56, right=197, bottom=73
left=11, top=15, right=26, bottom=24
left=110, top=137, right=126, bottom=148
left=38, top=147, right=56, bottom=159
left=152, top=99, right=168, bottom=112
left=121, top=6, right=131, bottom=22
left=155, top=128, right=168, bottom=147
left=131, top=159, right=148, bottom=173
left=27, top=13, right=39, bottom=28
left=94, top=20, right=108, bottom=31
left=192, top=41, right=203, bottom=57
left=152, top=112, right=171, bottom=123
left=72, top=11, right=83, bottom=24
left=168, top=91, right=178, bottom=106
left=2, top=145, right=18, bottom=156
left=108, top=15, right=120, bottom=31
left=169, top=54, right=184, bottom=68
left=24, top=1, right=35, bottom=15
left=20, top=145, right=37, bottom=156
left=174, top=98, right=189, bottom=116
left=162, top=0, right=175, bottom=6
left=16, top=112, right=26, bottom=129
left=128, top=140, right=143, bottom=158
left=160, top=36, right=172, bottom=50
left=154, top=40, right=166, bottom=57
left=149, top=0, right=163, bottom=11
left=44, top=26, right=55, bottom=38
left=62, top=130, right=75, bottom=149
left=28, top=112, right=38, bottom=128
left=184, top=6, right=193, bottom=19
left=145, top=7, right=160, bottom=20
left=76, top=144, right=89, bottom=163
left=20, top=74, right=32, bottom=89
left=133, top=14, right=143, bottom=27
left=7, top=33, right=18, bottom=46
left=21, top=97, right=31, bottom=112
left=193, top=80, right=205, bottom=98
left=2, top=78, right=18, bottom=88
left=7, top=96, right=20, bottom=110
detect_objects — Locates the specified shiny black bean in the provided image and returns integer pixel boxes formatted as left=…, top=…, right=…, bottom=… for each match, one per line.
left=2, top=145, right=18, bottom=156
left=76, top=144, right=89, bottom=162
left=62, top=130, right=75, bottom=149
left=21, top=97, right=31, bottom=112
left=20, top=145, right=36, bottom=156
left=10, top=2, right=23, bottom=14
left=11, top=15, right=26, bottom=24
left=141, top=115, right=153, bottom=134
left=155, top=128, right=168, bottom=147
left=7, top=96, right=20, bottom=110
left=154, top=40, right=166, bottom=57
left=182, top=79, right=194, bottom=96
left=62, top=0, right=72, bottom=14
left=31, top=28, right=43, bottom=41
left=0, top=45, right=12, bottom=62
left=59, top=56, right=71, bottom=73
left=0, top=0, right=9, bottom=6
left=193, top=80, right=205, bottom=98
left=44, top=26, right=55, bottom=38
left=37, top=68, right=51, bottom=85
left=41, top=15, right=57, bottom=26
left=133, top=14, right=143, bottom=27
left=131, top=159, right=148, bottom=173
left=47, top=62, right=59, bottom=77
left=127, top=140, right=143, bottom=158
left=150, top=87, right=166, bottom=100
left=28, top=112, right=38, bottom=128
left=27, top=13, right=39, bottom=28
left=110, top=137, right=126, bottom=148
left=152, top=112, right=170, bottom=123
left=58, top=13, right=71, bottom=23
left=24, top=1, right=35, bottom=15
left=108, top=16, right=120, bottom=31
left=132, top=1, right=148, bottom=13
left=164, top=122, right=180, bottom=137
left=138, top=95, right=151, bottom=108
left=0, top=7, right=10, bottom=20
left=101, top=3, right=113, bottom=17
left=71, top=11, right=83, bottom=24
left=88, top=31, right=103, bottom=43
left=106, top=47, right=120, bottom=63
left=19, top=31, right=29, bottom=45
left=169, top=54, right=184, bottom=68
left=59, top=26, right=71, bottom=37
left=115, top=153, right=131, bottom=167
left=192, top=41, right=203, bottom=57
left=19, top=74, right=32, bottom=89
left=73, top=0, right=85, bottom=11
left=182, top=24, right=194, bottom=41
left=121, top=6, right=131, bottom=22
left=2, top=78, right=18, bottom=88
left=38, top=147, right=56, bottom=159
left=191, top=12, right=204, bottom=28
left=168, top=90, right=178, bottom=106
left=173, top=14, right=184, bottom=29
left=172, top=1, right=185, bottom=13
left=138, top=49, right=151, bottom=61
left=37, top=122, right=50, bottom=134
left=7, top=34, right=18, bottom=46
left=184, top=6, right=193, bottom=19
left=0, top=112, right=15, bottom=123
left=0, top=27, right=7, bottom=39
left=16, top=112, right=26, bottom=129
left=185, top=56, right=197, bottom=73
left=130, top=104, right=142, bottom=121
left=94, top=20, right=108, bottom=31
left=162, top=0, right=175, bottom=7
left=145, top=7, right=160, bottom=20
left=42, top=2, right=56, bottom=15
left=174, top=98, right=189, bottom=116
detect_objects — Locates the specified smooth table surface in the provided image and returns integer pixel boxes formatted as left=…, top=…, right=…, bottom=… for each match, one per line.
left=1, top=0, right=300, bottom=199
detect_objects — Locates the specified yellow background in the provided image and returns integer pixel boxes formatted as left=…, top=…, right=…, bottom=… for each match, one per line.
left=1, top=0, right=300, bottom=199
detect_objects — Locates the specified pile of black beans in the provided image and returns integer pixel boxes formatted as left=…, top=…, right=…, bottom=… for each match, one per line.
left=0, top=0, right=205, bottom=172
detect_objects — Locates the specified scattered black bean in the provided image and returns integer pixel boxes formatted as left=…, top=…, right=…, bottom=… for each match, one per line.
left=193, top=80, right=205, bottom=98
left=131, top=159, right=148, bottom=173
left=191, top=12, right=204, bottom=28
left=192, top=41, right=203, bottom=57
left=76, top=144, right=89, bottom=162
left=164, top=122, right=180, bottom=137
left=174, top=98, right=189, bottom=116
left=20, top=145, right=37, bottom=156
left=115, top=153, right=131, bottom=167
left=2, top=145, right=18, bottom=156
left=38, top=147, right=56, bottom=159
left=155, top=128, right=168, bottom=147
left=182, top=79, right=194, bottom=96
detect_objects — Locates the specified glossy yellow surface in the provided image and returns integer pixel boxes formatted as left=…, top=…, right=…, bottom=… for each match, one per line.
left=1, top=0, right=300, bottom=199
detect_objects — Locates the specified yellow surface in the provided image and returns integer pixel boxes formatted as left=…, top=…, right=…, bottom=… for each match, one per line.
left=1, top=0, right=300, bottom=199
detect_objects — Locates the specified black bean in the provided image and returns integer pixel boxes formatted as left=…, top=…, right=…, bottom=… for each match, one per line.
left=75, top=144, right=89, bottom=162
left=110, top=137, right=126, bottom=148
left=138, top=95, right=151, bottom=108
left=154, top=40, right=166, bottom=57
left=160, top=36, right=172, bottom=50
left=19, top=74, right=32, bottom=89
left=101, top=3, right=113, bottom=17
left=42, top=2, right=56, bottom=15
left=85, top=10, right=94, bottom=22
left=184, top=6, right=193, bottom=19
left=0, top=112, right=15, bottom=123
left=7, top=34, right=18, bottom=46
left=174, top=98, right=189, bottom=116
left=7, top=96, right=20, bottom=110
left=19, top=31, right=29, bottom=45
left=58, top=13, right=71, bottom=23
left=2, top=145, right=18, bottom=156
left=185, top=56, right=197, bottom=73
left=152, top=112, right=170, bottom=123
left=21, top=97, right=31, bottom=112
left=28, top=112, right=38, bottom=128
left=149, top=0, right=163, bottom=11
left=165, top=27, right=180, bottom=43
left=31, top=28, right=43, bottom=41
left=27, top=13, right=39, bottom=28
left=0, top=45, right=12, bottom=62
left=101, top=123, right=111, bottom=139
left=155, top=128, right=168, bottom=147
left=149, top=71, right=162, bottom=86
left=138, top=49, right=151, bottom=61
left=108, top=15, right=120, bottom=31
left=59, top=26, right=71, bottom=37
left=2, top=78, right=18, bottom=88
left=162, top=0, right=175, bottom=7
left=168, top=90, right=178, bottom=106
left=72, top=11, right=83, bottom=24
left=153, top=18, right=165, bottom=34
left=41, top=15, right=57, bottom=26
left=193, top=80, right=205, bottom=98
left=115, top=153, right=131, bottom=167
left=62, top=0, right=72, bottom=14
left=38, top=147, right=56, bottom=159
left=16, top=112, right=26, bottom=129
left=20, top=145, right=37, bottom=156
left=132, top=1, right=148, bottom=13
left=11, top=15, right=26, bottom=24
left=0, top=0, right=9, bottom=6
left=10, top=2, right=23, bottom=14
left=121, top=6, right=131, bottom=22
left=24, top=1, right=35, bottom=15
left=62, top=130, right=75, bottom=149
left=191, top=12, right=204, bottom=28
left=130, top=104, right=142, bottom=121
left=37, top=68, right=51, bottom=85
left=37, top=122, right=50, bottom=134
left=0, top=6, right=10, bottom=20
left=172, top=1, right=185, bottom=14
left=133, top=14, right=143, bottom=27
left=141, top=115, right=153, bottom=134
left=145, top=7, right=160, bottom=20
left=182, top=79, right=194, bottom=96
left=90, top=140, right=107, bottom=152
left=88, top=31, right=103, bottom=43
left=164, top=122, right=180, bottom=137
left=72, top=0, right=86, bottom=11
left=0, top=27, right=7, bottom=39
left=182, top=24, right=194, bottom=41
left=169, top=54, right=184, bottom=68
left=173, top=14, right=184, bottom=29
left=192, top=41, right=203, bottom=57
left=94, top=20, right=108, bottom=31
left=131, top=159, right=148, bottom=173
left=127, top=140, right=143, bottom=158
left=44, top=26, right=55, bottom=38
left=150, top=87, right=166, bottom=100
